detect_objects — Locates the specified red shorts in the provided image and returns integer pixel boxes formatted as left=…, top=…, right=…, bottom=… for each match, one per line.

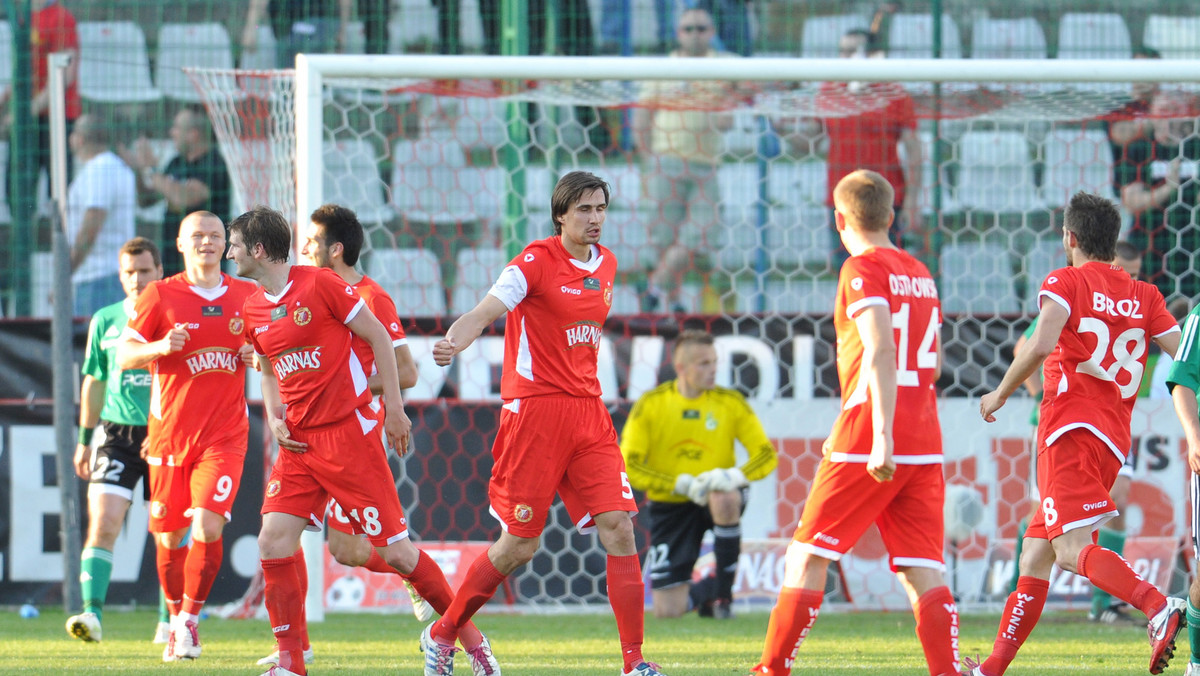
left=263, top=408, right=408, bottom=547
left=792, top=459, right=945, bottom=572
left=490, top=396, right=638, bottom=538
left=148, top=442, right=246, bottom=534
left=1027, top=428, right=1121, bottom=540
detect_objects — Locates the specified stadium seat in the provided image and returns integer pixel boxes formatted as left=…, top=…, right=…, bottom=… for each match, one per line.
left=605, top=209, right=652, bottom=272
left=939, top=241, right=1020, bottom=314
left=451, top=247, right=508, bottom=314
left=887, top=13, right=963, bottom=60
left=392, top=136, right=493, bottom=229
left=156, top=23, right=234, bottom=102
left=389, top=0, right=438, bottom=50
left=31, top=251, right=53, bottom=318
left=971, top=17, right=1047, bottom=60
left=325, top=139, right=397, bottom=226
left=239, top=25, right=277, bottom=71
left=801, top=14, right=870, bottom=59
left=1057, top=13, right=1131, bottom=60
left=735, top=278, right=838, bottom=314
left=454, top=97, right=509, bottom=150
left=0, top=22, right=11, bottom=88
left=765, top=160, right=830, bottom=266
left=77, top=22, right=162, bottom=103
left=459, top=0, right=486, bottom=51
left=898, top=130, right=956, bottom=215
left=954, top=131, right=1041, bottom=213
left=366, top=248, right=447, bottom=316
left=1022, top=238, right=1067, bottom=310
left=1040, top=128, right=1114, bottom=208
left=610, top=284, right=640, bottom=315
left=1144, top=15, right=1200, bottom=60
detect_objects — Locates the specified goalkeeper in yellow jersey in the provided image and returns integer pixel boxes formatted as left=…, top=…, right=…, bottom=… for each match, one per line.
left=621, top=329, right=778, bottom=619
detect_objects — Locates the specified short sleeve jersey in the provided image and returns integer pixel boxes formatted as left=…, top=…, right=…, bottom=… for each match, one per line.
left=621, top=381, right=778, bottom=503
left=82, top=299, right=150, bottom=426
left=1037, top=262, right=1179, bottom=458
left=819, top=82, right=917, bottom=208
left=487, top=237, right=617, bottom=400
left=1167, top=305, right=1200, bottom=395
left=827, top=247, right=942, bottom=463
left=351, top=275, right=407, bottom=377
left=245, top=266, right=371, bottom=430
left=124, top=273, right=255, bottom=460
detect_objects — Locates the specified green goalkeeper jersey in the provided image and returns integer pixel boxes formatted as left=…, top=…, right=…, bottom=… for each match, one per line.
left=620, top=381, right=778, bottom=503
left=1167, top=304, right=1200, bottom=397
left=82, top=299, right=151, bottom=426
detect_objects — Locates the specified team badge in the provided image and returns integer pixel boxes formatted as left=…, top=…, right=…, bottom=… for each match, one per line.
left=151, top=501, right=166, bottom=519
left=603, top=287, right=613, bottom=307
left=293, top=307, right=312, bottom=326
left=266, top=480, right=281, bottom=498
left=514, top=504, right=533, bottom=523
left=705, top=412, right=718, bottom=431
left=271, top=305, right=287, bottom=321
left=229, top=317, right=244, bottom=335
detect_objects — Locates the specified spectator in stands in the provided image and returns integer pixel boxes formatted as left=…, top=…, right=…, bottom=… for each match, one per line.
left=1107, top=48, right=1162, bottom=149
left=0, top=0, right=81, bottom=206
left=121, top=107, right=232, bottom=276
left=1115, top=89, right=1200, bottom=301
left=786, top=28, right=922, bottom=267
left=358, top=0, right=392, bottom=54
left=632, top=8, right=737, bottom=312
left=439, top=0, right=592, bottom=57
left=599, top=0, right=673, bottom=55
left=67, top=115, right=136, bottom=317
left=242, top=0, right=353, bottom=68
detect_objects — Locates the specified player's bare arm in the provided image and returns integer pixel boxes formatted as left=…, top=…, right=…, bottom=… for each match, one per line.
left=366, top=345, right=417, bottom=394
left=1012, top=332, right=1044, bottom=397
left=855, top=304, right=897, bottom=483
left=1154, top=329, right=1182, bottom=360
left=1172, top=384, right=1200, bottom=475
left=433, top=294, right=508, bottom=366
left=257, top=352, right=308, bottom=453
left=347, top=306, right=412, bottom=454
left=981, top=299, right=1068, bottom=422
left=116, top=325, right=190, bottom=370
left=74, top=374, right=105, bottom=479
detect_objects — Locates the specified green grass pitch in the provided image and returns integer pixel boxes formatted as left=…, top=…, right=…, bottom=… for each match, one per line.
left=0, top=607, right=1171, bottom=674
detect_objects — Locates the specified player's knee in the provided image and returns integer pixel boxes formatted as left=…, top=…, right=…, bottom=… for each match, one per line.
left=87, top=515, right=124, bottom=549
left=328, top=537, right=369, bottom=568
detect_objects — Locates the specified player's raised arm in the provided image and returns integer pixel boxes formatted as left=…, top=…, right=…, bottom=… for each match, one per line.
left=116, top=326, right=189, bottom=370
left=433, top=294, right=508, bottom=366
left=347, top=306, right=412, bottom=454
left=981, top=299, right=1068, bottom=422
left=854, top=303, right=897, bottom=482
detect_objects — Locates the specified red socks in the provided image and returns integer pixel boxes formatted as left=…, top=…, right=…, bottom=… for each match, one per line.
left=181, top=538, right=222, bottom=617
left=914, top=586, right=960, bottom=676
left=1077, top=543, right=1165, bottom=617
left=981, top=576, right=1048, bottom=676
left=262, top=555, right=306, bottom=675
left=362, top=548, right=396, bottom=575
left=607, top=554, right=646, bottom=672
left=759, top=587, right=824, bottom=674
left=156, top=543, right=188, bottom=618
left=431, top=551, right=508, bottom=645
left=292, top=549, right=310, bottom=651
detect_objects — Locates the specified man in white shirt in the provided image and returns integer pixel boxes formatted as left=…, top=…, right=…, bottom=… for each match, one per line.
left=68, top=114, right=136, bottom=317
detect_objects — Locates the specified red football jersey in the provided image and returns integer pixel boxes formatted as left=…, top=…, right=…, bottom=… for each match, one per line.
left=819, top=81, right=917, bottom=208
left=245, top=266, right=372, bottom=430
left=488, top=237, right=616, bottom=399
left=1038, top=262, right=1179, bottom=458
left=827, top=247, right=942, bottom=463
left=351, top=275, right=407, bottom=377
left=124, top=273, right=255, bottom=462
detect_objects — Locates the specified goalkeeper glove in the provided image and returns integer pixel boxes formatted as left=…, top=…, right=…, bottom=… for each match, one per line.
left=687, top=471, right=716, bottom=505
left=673, top=473, right=694, bottom=497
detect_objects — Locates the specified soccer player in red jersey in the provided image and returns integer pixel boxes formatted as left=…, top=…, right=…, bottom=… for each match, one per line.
left=253, top=203, right=440, bottom=669
left=117, top=211, right=257, bottom=661
left=428, top=171, right=664, bottom=676
left=751, top=170, right=958, bottom=676
left=965, top=192, right=1185, bottom=676
left=227, top=206, right=493, bottom=676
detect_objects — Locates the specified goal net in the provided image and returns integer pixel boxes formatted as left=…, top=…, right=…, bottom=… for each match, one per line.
left=189, top=56, right=1200, bottom=612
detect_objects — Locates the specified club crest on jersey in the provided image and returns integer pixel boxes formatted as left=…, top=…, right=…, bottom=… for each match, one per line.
left=201, top=305, right=222, bottom=317
left=184, top=347, right=240, bottom=375
left=151, top=501, right=166, bottom=519
left=229, top=317, right=244, bottom=335
left=270, top=305, right=286, bottom=321
left=603, top=287, right=612, bottom=307
left=563, top=320, right=603, bottom=350
left=514, top=504, right=533, bottom=523
left=266, top=480, right=281, bottom=498
left=293, top=307, right=312, bottom=326
left=705, top=412, right=718, bottom=431
left=273, top=346, right=323, bottom=380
